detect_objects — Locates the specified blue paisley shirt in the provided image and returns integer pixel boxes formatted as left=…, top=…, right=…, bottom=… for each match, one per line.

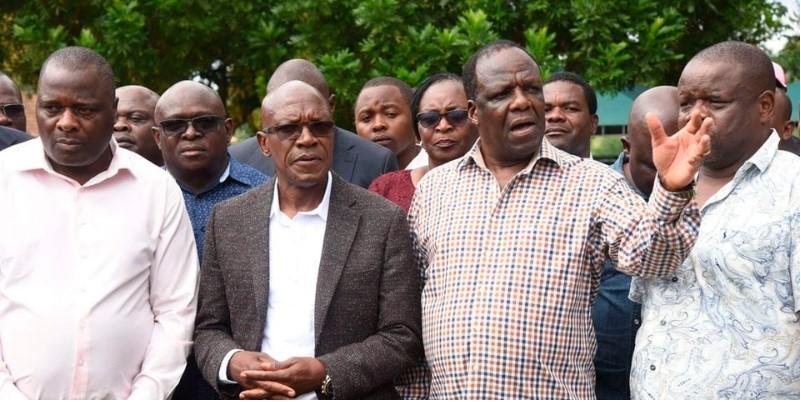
left=630, top=133, right=800, bottom=399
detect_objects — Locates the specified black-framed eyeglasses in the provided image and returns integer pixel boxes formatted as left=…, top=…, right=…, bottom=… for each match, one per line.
left=0, top=103, right=25, bottom=118
left=416, top=109, right=468, bottom=129
left=262, top=120, right=335, bottom=141
left=157, top=115, right=225, bottom=137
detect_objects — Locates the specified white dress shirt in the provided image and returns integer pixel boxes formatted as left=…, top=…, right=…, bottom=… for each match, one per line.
left=0, top=138, right=199, bottom=399
left=405, top=147, right=429, bottom=170
left=219, top=173, right=332, bottom=400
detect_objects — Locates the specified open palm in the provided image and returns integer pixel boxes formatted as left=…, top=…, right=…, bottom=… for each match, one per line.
left=649, top=111, right=712, bottom=191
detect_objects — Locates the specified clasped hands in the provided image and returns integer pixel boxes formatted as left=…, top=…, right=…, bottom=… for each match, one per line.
left=649, top=110, right=713, bottom=191
left=228, top=351, right=326, bottom=400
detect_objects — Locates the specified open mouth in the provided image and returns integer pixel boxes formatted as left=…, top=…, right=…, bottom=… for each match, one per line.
left=545, top=127, right=570, bottom=136
left=510, top=119, right=536, bottom=134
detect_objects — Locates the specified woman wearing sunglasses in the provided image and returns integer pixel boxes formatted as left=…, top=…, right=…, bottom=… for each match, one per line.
left=369, top=73, right=478, bottom=212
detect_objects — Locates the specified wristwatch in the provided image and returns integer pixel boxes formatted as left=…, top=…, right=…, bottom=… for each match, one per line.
left=320, top=373, right=334, bottom=399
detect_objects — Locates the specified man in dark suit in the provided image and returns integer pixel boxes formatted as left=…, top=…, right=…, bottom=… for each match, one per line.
left=0, top=126, right=30, bottom=152
left=229, top=59, right=398, bottom=188
left=194, top=80, right=421, bottom=399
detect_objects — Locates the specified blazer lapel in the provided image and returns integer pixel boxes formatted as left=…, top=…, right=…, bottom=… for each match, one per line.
left=314, top=175, right=359, bottom=342
left=250, top=180, right=275, bottom=335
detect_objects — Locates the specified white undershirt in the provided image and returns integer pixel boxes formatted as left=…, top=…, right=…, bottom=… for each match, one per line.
left=218, top=173, right=332, bottom=400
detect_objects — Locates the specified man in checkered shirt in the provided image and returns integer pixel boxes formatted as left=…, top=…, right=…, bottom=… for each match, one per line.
left=400, top=40, right=711, bottom=399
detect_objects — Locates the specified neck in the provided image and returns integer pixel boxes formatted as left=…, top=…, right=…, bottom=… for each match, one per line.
left=397, top=143, right=420, bottom=169
left=51, top=145, right=113, bottom=185
left=173, top=156, right=229, bottom=195
left=277, top=175, right=328, bottom=219
left=576, top=141, right=591, bottom=158
left=480, top=142, right=534, bottom=189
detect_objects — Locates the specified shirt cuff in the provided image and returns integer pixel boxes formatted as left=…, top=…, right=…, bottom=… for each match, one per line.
left=218, top=349, right=243, bottom=385
left=648, top=177, right=695, bottom=222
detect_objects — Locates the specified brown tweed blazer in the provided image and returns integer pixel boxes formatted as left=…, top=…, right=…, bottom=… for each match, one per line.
left=193, top=174, right=422, bottom=399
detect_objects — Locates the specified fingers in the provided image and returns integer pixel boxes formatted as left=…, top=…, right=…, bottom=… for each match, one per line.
left=646, top=112, right=668, bottom=146
left=242, top=368, right=292, bottom=383
left=238, top=380, right=296, bottom=399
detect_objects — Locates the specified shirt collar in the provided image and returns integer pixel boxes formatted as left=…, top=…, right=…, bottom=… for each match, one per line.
left=16, top=136, right=135, bottom=181
left=270, top=171, right=332, bottom=222
left=738, top=130, right=780, bottom=174
left=458, top=137, right=565, bottom=174
left=227, top=156, right=264, bottom=187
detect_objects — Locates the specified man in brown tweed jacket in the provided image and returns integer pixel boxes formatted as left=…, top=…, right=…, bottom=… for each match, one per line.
left=193, top=80, right=422, bottom=399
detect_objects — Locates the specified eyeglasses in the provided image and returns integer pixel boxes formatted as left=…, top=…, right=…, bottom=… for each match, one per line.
left=158, top=115, right=225, bottom=137
left=0, top=103, right=25, bottom=118
left=262, top=120, right=335, bottom=141
left=416, top=109, right=469, bottom=129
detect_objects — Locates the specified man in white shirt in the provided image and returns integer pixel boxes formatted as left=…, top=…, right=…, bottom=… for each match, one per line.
left=0, top=47, right=198, bottom=399
left=194, top=80, right=421, bottom=399
left=630, top=41, right=799, bottom=399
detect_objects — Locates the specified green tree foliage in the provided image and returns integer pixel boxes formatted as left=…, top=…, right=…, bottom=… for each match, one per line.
left=0, top=0, right=792, bottom=135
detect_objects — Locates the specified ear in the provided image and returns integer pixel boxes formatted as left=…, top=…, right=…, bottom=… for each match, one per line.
left=590, top=114, right=599, bottom=135
left=621, top=136, right=631, bottom=156
left=152, top=126, right=163, bottom=150
left=328, top=93, right=336, bottom=114
left=223, top=118, right=234, bottom=144
left=758, top=90, right=775, bottom=125
left=256, top=131, right=271, bottom=157
left=467, top=99, right=479, bottom=127
left=781, top=121, right=795, bottom=141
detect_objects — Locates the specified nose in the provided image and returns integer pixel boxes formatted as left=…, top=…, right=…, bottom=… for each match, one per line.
left=434, top=114, right=452, bottom=132
left=372, top=114, right=388, bottom=132
left=180, top=122, right=201, bottom=140
left=509, top=87, right=532, bottom=112
left=113, top=117, right=129, bottom=132
left=56, top=108, right=79, bottom=132
left=546, top=106, right=565, bottom=122
left=0, top=112, right=11, bottom=126
left=295, top=124, right=318, bottom=146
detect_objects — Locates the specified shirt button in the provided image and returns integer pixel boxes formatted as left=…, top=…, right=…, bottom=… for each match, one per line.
left=671, top=276, right=678, bottom=282
left=633, top=319, right=641, bottom=325
left=660, top=320, right=667, bottom=326
left=650, top=364, right=656, bottom=371
left=78, top=359, right=85, bottom=367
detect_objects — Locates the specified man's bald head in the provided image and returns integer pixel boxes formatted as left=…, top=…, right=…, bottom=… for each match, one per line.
left=0, top=72, right=22, bottom=101
left=266, top=59, right=330, bottom=98
left=39, top=46, right=115, bottom=101
left=629, top=86, right=679, bottom=141
left=262, top=80, right=330, bottom=120
left=117, top=85, right=159, bottom=105
left=155, top=80, right=225, bottom=121
left=623, top=86, right=679, bottom=197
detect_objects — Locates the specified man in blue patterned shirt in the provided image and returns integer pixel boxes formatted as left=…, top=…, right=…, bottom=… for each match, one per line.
left=630, top=41, right=799, bottom=399
left=152, top=80, right=268, bottom=399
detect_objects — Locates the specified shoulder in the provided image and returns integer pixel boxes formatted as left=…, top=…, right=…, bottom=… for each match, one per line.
left=0, top=126, right=31, bottom=151
left=337, top=175, right=405, bottom=217
left=369, top=170, right=411, bottom=190
left=229, top=136, right=260, bottom=157
left=229, top=158, right=270, bottom=186
left=336, top=127, right=393, bottom=159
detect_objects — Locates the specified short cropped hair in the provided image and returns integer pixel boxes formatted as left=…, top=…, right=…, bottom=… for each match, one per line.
left=359, top=77, right=413, bottom=107
left=462, top=40, right=536, bottom=100
left=39, top=46, right=115, bottom=97
left=545, top=71, right=598, bottom=115
left=691, top=41, right=774, bottom=97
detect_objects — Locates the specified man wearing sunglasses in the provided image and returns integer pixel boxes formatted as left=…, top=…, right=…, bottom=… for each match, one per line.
left=152, top=81, right=268, bottom=399
left=230, top=59, right=399, bottom=188
left=0, top=47, right=198, bottom=399
left=194, top=80, right=421, bottom=399
left=0, top=72, right=27, bottom=133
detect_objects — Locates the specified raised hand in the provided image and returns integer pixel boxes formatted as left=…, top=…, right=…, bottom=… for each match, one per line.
left=649, top=110, right=712, bottom=191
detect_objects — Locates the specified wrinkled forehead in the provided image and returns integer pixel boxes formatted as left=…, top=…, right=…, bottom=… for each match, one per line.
left=38, top=65, right=115, bottom=104
left=476, top=48, right=541, bottom=86
left=678, top=60, right=746, bottom=95
left=267, top=94, right=331, bottom=122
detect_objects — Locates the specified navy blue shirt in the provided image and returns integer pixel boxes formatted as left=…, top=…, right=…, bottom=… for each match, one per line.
left=592, top=152, right=644, bottom=400
left=177, top=157, right=268, bottom=259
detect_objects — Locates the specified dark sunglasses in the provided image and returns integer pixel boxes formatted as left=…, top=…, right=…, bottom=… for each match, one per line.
left=262, top=120, right=335, bottom=141
left=0, top=103, right=25, bottom=118
left=416, top=109, right=468, bottom=129
left=158, top=115, right=225, bottom=137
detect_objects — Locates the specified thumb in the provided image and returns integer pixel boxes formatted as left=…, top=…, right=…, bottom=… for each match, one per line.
left=646, top=112, right=667, bottom=147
